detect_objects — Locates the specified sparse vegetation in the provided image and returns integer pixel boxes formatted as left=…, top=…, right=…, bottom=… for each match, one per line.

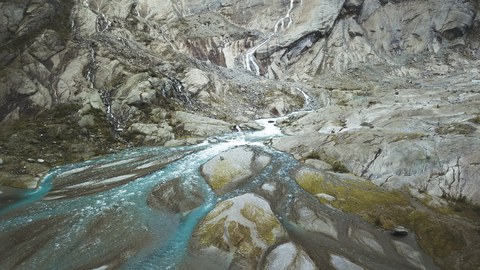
left=435, top=123, right=476, bottom=135
left=468, top=115, right=480, bottom=124
left=303, top=151, right=350, bottom=173
left=0, top=104, right=120, bottom=188
left=295, top=171, right=469, bottom=268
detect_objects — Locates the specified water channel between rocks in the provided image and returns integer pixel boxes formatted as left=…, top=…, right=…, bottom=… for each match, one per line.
left=0, top=91, right=439, bottom=269
left=0, top=114, right=296, bottom=268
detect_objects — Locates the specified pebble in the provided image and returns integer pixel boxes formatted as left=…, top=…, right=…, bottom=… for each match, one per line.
left=315, top=193, right=336, bottom=202
left=37, top=159, right=45, bottom=163
left=0, top=158, right=3, bottom=165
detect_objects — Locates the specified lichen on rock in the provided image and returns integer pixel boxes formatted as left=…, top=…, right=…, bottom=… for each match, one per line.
left=201, top=147, right=271, bottom=193
left=191, top=193, right=285, bottom=268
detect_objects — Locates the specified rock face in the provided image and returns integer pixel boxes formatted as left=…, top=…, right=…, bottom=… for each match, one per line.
left=190, top=193, right=285, bottom=269
left=201, top=146, right=271, bottom=193
left=1, top=0, right=478, bottom=128
left=274, top=83, right=480, bottom=204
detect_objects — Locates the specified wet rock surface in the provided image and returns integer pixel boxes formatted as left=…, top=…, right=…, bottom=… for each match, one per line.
left=147, top=177, right=204, bottom=214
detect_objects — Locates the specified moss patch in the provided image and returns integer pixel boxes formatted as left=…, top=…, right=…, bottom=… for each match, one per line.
left=240, top=203, right=281, bottom=245
left=198, top=216, right=229, bottom=251
left=468, top=116, right=480, bottom=124
left=296, top=172, right=409, bottom=223
left=209, top=161, right=241, bottom=190
left=295, top=171, right=467, bottom=267
left=198, top=201, right=233, bottom=250
left=435, top=123, right=476, bottom=135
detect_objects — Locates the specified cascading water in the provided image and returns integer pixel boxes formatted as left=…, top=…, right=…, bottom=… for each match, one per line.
left=243, top=0, right=297, bottom=76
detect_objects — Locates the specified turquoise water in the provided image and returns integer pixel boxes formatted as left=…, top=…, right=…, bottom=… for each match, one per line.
left=0, top=118, right=305, bottom=269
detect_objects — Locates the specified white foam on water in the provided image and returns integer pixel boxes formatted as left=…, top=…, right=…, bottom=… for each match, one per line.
left=99, top=158, right=137, bottom=168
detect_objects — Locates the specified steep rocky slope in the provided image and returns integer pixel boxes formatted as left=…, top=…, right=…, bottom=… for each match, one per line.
left=0, top=0, right=479, bottom=269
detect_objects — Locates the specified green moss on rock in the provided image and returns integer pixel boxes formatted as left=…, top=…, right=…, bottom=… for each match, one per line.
left=435, top=123, right=476, bottom=135
left=295, top=170, right=467, bottom=267
left=209, top=160, right=241, bottom=190
left=240, top=203, right=281, bottom=245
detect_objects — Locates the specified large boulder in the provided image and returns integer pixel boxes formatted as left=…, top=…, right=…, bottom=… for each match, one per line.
left=190, top=193, right=285, bottom=269
left=201, top=147, right=271, bottom=193
left=182, top=68, right=210, bottom=95
left=147, top=178, right=204, bottom=214
left=170, top=111, right=232, bottom=138
left=127, top=123, right=174, bottom=144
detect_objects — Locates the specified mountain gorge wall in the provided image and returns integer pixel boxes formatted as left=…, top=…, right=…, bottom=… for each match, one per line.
left=0, top=0, right=478, bottom=122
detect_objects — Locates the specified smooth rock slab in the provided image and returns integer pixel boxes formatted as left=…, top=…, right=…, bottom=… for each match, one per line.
left=264, top=242, right=318, bottom=270
left=292, top=203, right=338, bottom=240
left=330, top=255, right=364, bottom=270
left=348, top=227, right=384, bottom=255
left=201, top=146, right=271, bottom=194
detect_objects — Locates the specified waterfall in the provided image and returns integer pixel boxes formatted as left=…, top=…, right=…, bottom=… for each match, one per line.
left=243, top=0, right=296, bottom=76
left=85, top=48, right=96, bottom=89
left=295, top=87, right=314, bottom=110
left=274, top=0, right=295, bottom=33
left=244, top=33, right=274, bottom=76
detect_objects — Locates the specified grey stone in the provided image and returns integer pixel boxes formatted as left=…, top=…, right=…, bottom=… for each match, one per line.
left=170, top=111, right=232, bottom=138
left=391, top=226, right=408, bottom=236
left=147, top=178, right=204, bottom=213
left=264, top=242, right=318, bottom=270
left=128, top=123, right=174, bottom=144
left=201, top=146, right=271, bottom=193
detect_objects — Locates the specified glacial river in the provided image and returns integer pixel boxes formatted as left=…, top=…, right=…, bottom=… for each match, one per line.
left=0, top=116, right=305, bottom=269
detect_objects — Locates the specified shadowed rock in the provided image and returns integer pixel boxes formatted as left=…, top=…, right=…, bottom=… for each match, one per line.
left=147, top=177, right=204, bottom=214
